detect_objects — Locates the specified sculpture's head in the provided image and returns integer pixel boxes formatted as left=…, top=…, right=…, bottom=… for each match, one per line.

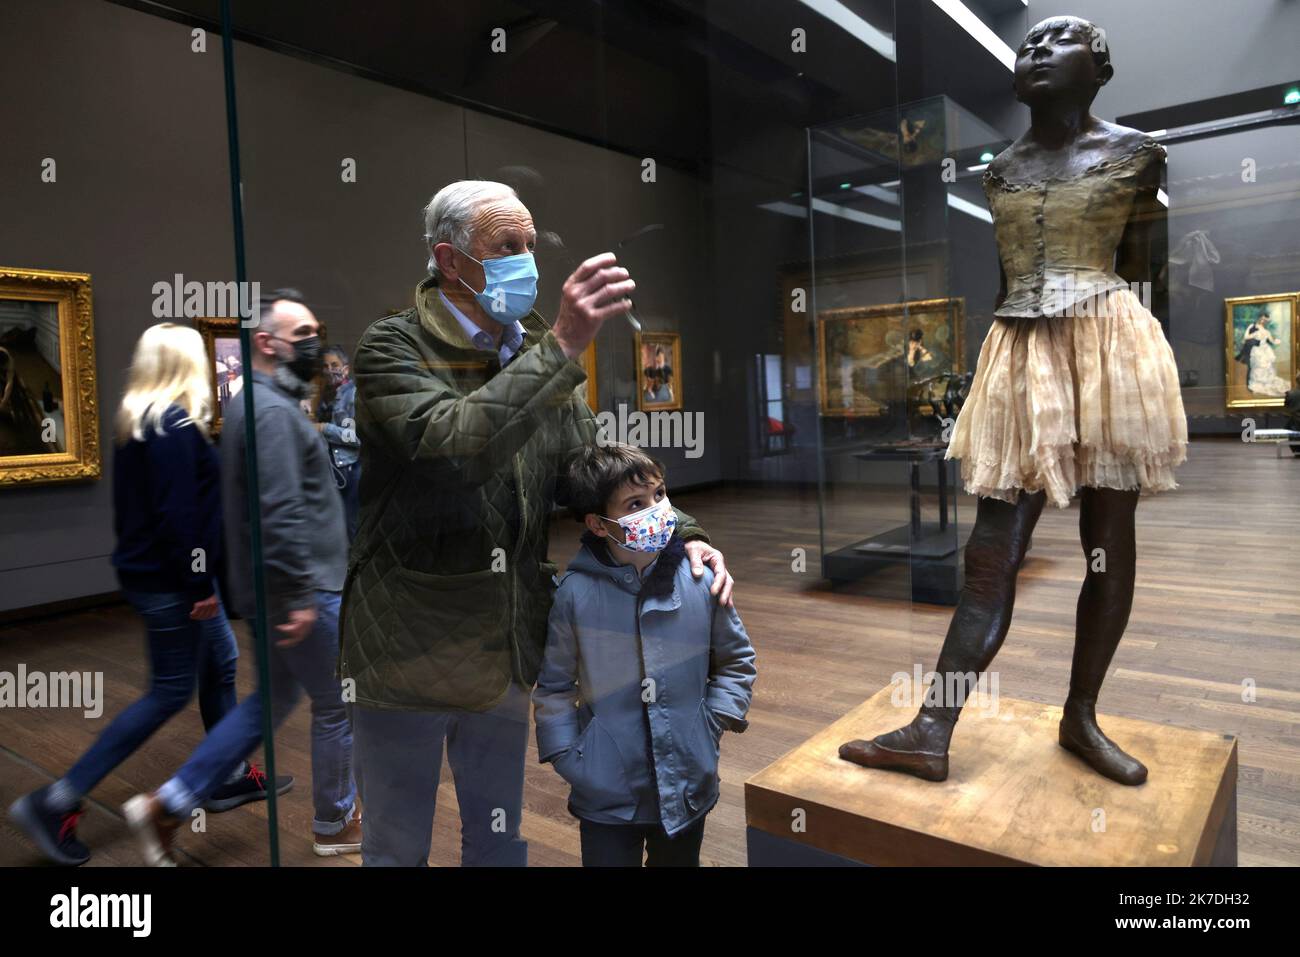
left=1013, top=16, right=1113, bottom=109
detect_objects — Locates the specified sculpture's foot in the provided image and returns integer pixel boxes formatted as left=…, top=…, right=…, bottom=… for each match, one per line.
left=838, top=714, right=951, bottom=782
left=1058, top=714, right=1148, bottom=786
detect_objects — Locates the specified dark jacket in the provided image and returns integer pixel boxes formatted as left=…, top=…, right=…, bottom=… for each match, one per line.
left=221, top=369, right=348, bottom=623
left=319, top=379, right=360, bottom=469
left=111, top=404, right=222, bottom=601
left=534, top=533, right=756, bottom=836
left=339, top=277, right=708, bottom=713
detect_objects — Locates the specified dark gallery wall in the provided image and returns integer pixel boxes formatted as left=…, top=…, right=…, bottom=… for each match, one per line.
left=0, top=0, right=234, bottom=612
left=1165, top=125, right=1300, bottom=425
left=0, top=0, right=719, bottom=613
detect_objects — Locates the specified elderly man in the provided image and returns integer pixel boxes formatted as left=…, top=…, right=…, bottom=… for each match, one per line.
left=341, top=180, right=732, bottom=867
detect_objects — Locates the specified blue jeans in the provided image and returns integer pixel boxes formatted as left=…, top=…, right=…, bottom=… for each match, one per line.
left=337, top=461, right=361, bottom=544
left=350, top=683, right=530, bottom=866
left=157, top=590, right=355, bottom=834
left=64, top=589, right=239, bottom=797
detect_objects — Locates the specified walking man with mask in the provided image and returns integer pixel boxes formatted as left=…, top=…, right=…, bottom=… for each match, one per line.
left=341, top=180, right=735, bottom=866
left=123, top=290, right=360, bottom=865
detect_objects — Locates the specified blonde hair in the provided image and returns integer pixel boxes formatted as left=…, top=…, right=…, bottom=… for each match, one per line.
left=115, top=323, right=214, bottom=444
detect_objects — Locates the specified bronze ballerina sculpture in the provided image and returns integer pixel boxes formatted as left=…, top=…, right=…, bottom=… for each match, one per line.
left=839, top=16, right=1188, bottom=786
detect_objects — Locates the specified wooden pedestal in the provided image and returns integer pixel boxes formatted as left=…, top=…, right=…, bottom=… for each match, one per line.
left=745, top=687, right=1238, bottom=866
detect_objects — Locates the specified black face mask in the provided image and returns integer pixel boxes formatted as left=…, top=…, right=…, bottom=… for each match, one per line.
left=274, top=334, right=323, bottom=382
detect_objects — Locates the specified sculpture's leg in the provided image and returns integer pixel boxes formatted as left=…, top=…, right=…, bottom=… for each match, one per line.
left=840, top=490, right=1046, bottom=780
left=1058, top=486, right=1148, bottom=785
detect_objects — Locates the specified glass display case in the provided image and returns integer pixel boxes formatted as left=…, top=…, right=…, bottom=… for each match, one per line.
left=808, top=95, right=1012, bottom=604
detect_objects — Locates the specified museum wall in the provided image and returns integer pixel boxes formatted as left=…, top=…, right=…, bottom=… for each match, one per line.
left=0, top=0, right=720, bottom=613
left=1165, top=124, right=1300, bottom=429
left=0, top=0, right=234, bottom=612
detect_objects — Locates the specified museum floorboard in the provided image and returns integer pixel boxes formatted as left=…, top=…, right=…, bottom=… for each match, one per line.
left=2, top=437, right=1296, bottom=867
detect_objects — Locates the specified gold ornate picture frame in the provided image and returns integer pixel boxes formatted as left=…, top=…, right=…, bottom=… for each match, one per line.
left=196, top=316, right=326, bottom=437
left=194, top=316, right=243, bottom=437
left=1223, top=292, right=1298, bottom=410
left=0, top=267, right=100, bottom=487
left=635, top=331, right=682, bottom=412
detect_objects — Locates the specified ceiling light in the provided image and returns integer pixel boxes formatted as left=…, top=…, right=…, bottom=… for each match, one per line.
left=798, top=1, right=897, bottom=63
left=947, top=192, right=992, bottom=223
left=930, top=0, right=1016, bottom=71
left=759, top=199, right=901, bottom=232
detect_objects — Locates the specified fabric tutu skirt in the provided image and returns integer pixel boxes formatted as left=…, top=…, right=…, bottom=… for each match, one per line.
left=947, top=288, right=1188, bottom=508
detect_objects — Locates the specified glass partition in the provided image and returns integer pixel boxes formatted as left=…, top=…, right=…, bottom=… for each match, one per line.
left=0, top=0, right=277, bottom=866
left=219, top=0, right=904, bottom=867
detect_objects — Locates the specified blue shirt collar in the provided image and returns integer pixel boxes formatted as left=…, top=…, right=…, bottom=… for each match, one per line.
left=438, top=288, right=525, bottom=362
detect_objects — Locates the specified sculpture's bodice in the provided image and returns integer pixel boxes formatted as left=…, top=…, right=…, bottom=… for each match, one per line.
left=984, top=139, right=1164, bottom=318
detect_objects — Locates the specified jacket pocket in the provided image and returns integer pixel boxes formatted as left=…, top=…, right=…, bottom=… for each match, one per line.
left=703, top=701, right=725, bottom=747
left=556, top=715, right=635, bottom=821
left=682, top=701, right=721, bottom=815
left=387, top=566, right=512, bottom=702
left=695, top=700, right=722, bottom=760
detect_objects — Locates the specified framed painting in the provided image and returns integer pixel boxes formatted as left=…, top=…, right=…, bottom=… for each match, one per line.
left=1224, top=293, right=1297, bottom=410
left=195, top=316, right=244, bottom=436
left=0, top=267, right=100, bottom=487
left=816, top=297, right=964, bottom=417
left=197, top=316, right=326, bottom=435
left=635, top=331, right=682, bottom=412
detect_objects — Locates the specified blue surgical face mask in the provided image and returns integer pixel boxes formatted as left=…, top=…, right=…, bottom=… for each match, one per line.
left=456, top=247, right=538, bottom=324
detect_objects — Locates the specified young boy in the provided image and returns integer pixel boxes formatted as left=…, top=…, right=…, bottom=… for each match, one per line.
left=534, top=444, right=756, bottom=866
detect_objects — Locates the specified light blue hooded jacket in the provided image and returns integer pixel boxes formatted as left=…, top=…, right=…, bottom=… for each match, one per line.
left=533, top=534, right=757, bottom=836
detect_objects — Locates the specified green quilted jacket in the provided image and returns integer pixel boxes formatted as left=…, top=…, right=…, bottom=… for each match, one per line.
left=339, top=277, right=707, bottom=712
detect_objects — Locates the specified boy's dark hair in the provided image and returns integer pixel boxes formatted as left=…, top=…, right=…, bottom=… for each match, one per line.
left=563, top=443, right=666, bottom=523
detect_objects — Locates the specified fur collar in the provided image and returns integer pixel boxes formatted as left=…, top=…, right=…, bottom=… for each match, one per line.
left=579, top=531, right=687, bottom=599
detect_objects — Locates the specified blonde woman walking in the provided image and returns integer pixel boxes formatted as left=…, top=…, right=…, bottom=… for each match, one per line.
left=8, top=323, right=285, bottom=866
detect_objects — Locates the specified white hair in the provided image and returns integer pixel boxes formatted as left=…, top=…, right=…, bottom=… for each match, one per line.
left=423, top=180, right=518, bottom=279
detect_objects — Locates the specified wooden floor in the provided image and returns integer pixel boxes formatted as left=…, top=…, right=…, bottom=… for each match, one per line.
left=2, top=437, right=1297, bottom=866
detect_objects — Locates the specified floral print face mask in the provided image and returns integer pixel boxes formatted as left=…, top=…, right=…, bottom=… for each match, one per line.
left=601, top=497, right=676, bottom=553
